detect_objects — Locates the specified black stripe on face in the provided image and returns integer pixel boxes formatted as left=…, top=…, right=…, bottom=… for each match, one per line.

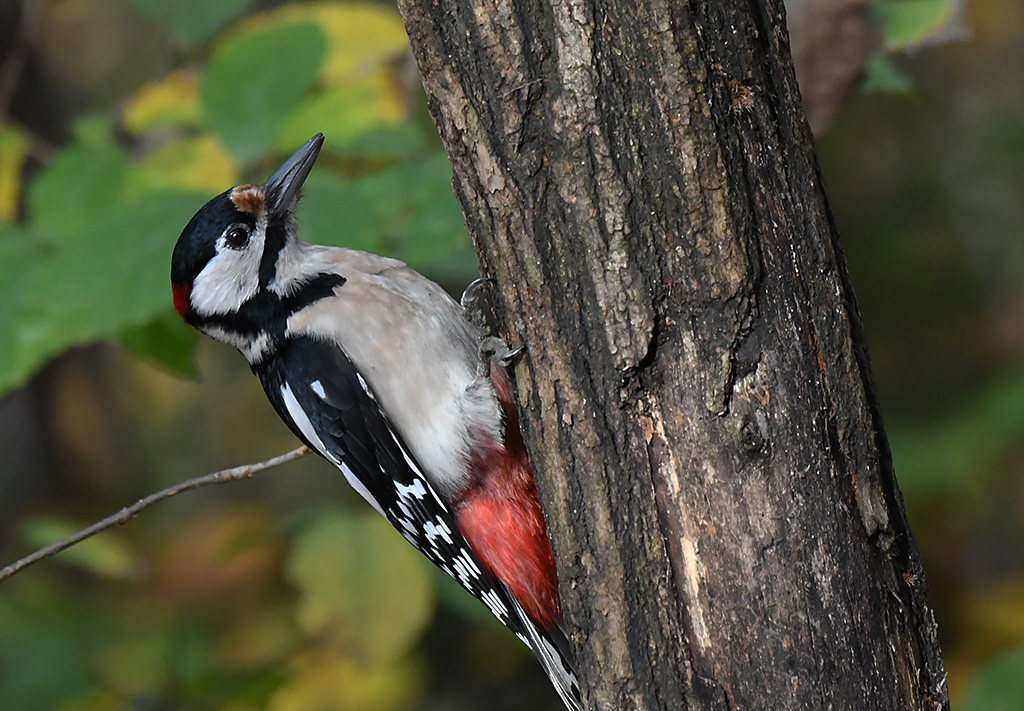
left=199, top=272, right=347, bottom=357
left=258, top=218, right=291, bottom=290
left=172, top=190, right=249, bottom=291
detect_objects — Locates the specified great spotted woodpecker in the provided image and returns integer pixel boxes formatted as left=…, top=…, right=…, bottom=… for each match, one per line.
left=170, top=134, right=581, bottom=710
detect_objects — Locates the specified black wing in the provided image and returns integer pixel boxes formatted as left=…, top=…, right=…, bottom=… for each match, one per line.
left=257, top=336, right=581, bottom=710
left=258, top=336, right=519, bottom=621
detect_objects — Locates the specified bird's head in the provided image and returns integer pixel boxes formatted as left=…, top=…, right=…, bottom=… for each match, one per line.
left=170, top=133, right=324, bottom=327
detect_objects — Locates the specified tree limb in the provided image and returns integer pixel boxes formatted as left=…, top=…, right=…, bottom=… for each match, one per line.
left=0, top=446, right=309, bottom=584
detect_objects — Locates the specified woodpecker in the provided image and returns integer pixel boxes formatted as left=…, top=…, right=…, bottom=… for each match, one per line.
left=170, top=134, right=581, bottom=710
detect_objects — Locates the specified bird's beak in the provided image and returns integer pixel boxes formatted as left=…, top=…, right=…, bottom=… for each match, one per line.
left=264, top=133, right=324, bottom=215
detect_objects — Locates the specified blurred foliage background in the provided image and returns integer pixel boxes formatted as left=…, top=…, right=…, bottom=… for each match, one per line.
left=0, top=0, right=1020, bottom=708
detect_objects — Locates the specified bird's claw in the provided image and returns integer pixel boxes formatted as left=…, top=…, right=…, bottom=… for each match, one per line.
left=460, top=277, right=494, bottom=307
left=479, top=337, right=526, bottom=372
left=462, top=278, right=525, bottom=376
left=460, top=277, right=495, bottom=331
left=498, top=343, right=526, bottom=367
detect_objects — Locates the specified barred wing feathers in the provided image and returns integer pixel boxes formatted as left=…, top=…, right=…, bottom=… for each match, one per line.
left=257, top=336, right=581, bottom=711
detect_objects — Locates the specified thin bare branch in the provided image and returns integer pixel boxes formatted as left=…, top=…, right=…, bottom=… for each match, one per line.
left=0, top=446, right=310, bottom=584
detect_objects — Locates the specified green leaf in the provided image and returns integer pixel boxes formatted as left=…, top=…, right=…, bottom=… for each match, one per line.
left=0, top=591, right=94, bottom=709
left=862, top=52, right=914, bottom=95
left=94, top=620, right=216, bottom=698
left=296, top=151, right=471, bottom=275
left=202, top=21, right=326, bottom=165
left=890, top=366, right=1024, bottom=500
left=8, top=191, right=207, bottom=393
left=123, top=70, right=203, bottom=134
left=93, top=627, right=175, bottom=696
left=126, top=133, right=238, bottom=198
left=0, top=224, right=40, bottom=388
left=373, top=152, right=471, bottom=271
left=254, top=3, right=411, bottom=84
left=120, top=308, right=198, bottom=378
left=275, top=74, right=407, bottom=154
left=21, top=516, right=137, bottom=579
left=399, top=154, right=473, bottom=270
left=27, top=135, right=128, bottom=245
left=874, top=0, right=958, bottom=50
left=330, top=123, right=428, bottom=161
left=296, top=172, right=381, bottom=254
left=286, top=511, right=434, bottom=664
left=962, top=645, right=1024, bottom=711
left=127, top=0, right=252, bottom=50
left=268, top=651, right=423, bottom=711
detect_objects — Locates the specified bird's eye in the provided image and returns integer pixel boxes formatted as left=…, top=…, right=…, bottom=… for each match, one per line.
left=224, top=224, right=251, bottom=249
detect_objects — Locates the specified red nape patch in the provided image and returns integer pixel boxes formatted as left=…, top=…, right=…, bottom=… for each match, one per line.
left=172, top=282, right=192, bottom=320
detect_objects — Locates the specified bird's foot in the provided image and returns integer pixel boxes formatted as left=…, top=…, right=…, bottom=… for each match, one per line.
left=479, top=337, right=526, bottom=371
left=461, top=278, right=525, bottom=375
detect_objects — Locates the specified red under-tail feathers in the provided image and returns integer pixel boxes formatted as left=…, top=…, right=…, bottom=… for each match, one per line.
left=454, top=366, right=562, bottom=631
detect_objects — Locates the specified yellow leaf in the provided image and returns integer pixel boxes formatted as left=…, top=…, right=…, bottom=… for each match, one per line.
left=127, top=134, right=239, bottom=197
left=276, top=70, right=405, bottom=152
left=0, top=125, right=30, bottom=222
left=56, top=688, right=124, bottom=711
left=270, top=649, right=423, bottom=711
left=286, top=511, right=435, bottom=664
left=237, top=2, right=409, bottom=83
left=123, top=69, right=202, bottom=133
left=955, top=578, right=1024, bottom=653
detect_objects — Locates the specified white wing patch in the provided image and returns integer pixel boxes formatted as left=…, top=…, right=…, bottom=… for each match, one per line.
left=310, top=379, right=327, bottom=399
left=452, top=550, right=483, bottom=586
left=396, top=478, right=427, bottom=500
left=280, top=382, right=385, bottom=517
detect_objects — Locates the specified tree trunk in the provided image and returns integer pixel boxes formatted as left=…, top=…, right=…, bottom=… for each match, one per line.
left=397, top=0, right=949, bottom=709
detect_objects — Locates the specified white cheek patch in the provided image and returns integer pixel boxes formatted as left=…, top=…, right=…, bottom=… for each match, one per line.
left=191, top=247, right=261, bottom=316
left=190, top=218, right=267, bottom=317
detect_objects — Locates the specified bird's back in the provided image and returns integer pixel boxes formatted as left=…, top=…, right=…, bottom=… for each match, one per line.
left=281, top=243, right=504, bottom=501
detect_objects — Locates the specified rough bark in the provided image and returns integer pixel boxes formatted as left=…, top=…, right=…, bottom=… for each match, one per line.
left=397, top=0, right=948, bottom=709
